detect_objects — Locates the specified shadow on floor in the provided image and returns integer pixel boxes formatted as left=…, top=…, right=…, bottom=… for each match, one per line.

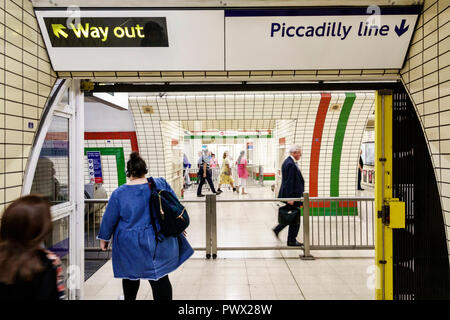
left=85, top=251, right=111, bottom=281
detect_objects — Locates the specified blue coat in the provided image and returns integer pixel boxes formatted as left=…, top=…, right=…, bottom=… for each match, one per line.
left=97, top=177, right=194, bottom=280
left=278, top=156, right=305, bottom=201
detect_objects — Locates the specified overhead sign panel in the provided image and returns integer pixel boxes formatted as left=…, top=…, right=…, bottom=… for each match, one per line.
left=35, top=10, right=224, bottom=71
left=44, top=17, right=169, bottom=47
left=35, top=7, right=420, bottom=72
left=224, top=7, right=420, bottom=70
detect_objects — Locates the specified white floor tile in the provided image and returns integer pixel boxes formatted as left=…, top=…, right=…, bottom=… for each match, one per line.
left=84, top=186, right=375, bottom=300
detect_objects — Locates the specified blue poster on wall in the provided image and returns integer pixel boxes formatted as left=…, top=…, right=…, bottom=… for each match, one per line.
left=87, top=151, right=103, bottom=184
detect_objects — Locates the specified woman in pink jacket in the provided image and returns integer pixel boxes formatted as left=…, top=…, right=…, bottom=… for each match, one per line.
left=236, top=151, right=249, bottom=195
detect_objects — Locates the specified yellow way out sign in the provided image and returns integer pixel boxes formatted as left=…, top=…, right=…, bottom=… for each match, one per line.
left=52, top=23, right=147, bottom=42
left=45, top=17, right=169, bottom=47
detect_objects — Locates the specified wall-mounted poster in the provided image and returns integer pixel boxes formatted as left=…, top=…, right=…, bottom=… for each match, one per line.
left=363, top=142, right=375, bottom=166
left=363, top=169, right=367, bottom=182
left=87, top=151, right=103, bottom=184
left=368, top=170, right=373, bottom=184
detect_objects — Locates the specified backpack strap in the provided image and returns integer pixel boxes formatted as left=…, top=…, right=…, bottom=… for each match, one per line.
left=147, top=181, right=163, bottom=243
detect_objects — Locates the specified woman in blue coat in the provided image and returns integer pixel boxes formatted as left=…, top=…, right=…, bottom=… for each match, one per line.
left=97, top=152, right=194, bottom=300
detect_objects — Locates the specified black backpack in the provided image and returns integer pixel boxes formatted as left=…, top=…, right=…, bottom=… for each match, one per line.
left=147, top=179, right=190, bottom=241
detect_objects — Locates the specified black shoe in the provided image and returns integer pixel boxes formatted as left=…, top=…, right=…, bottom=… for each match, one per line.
left=287, top=241, right=304, bottom=247
left=215, top=190, right=222, bottom=195
left=197, top=194, right=205, bottom=197
left=272, top=228, right=280, bottom=241
left=217, top=188, right=222, bottom=192
left=358, top=188, right=364, bottom=191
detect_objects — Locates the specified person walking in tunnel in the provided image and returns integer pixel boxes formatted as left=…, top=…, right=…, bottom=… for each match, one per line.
left=210, top=153, right=218, bottom=169
left=210, top=153, right=219, bottom=183
left=0, top=195, right=65, bottom=300
left=183, top=153, right=192, bottom=189
left=358, top=150, right=364, bottom=191
left=97, top=152, right=194, bottom=300
left=236, top=150, right=249, bottom=195
left=217, top=151, right=237, bottom=193
left=197, top=149, right=222, bottom=197
left=272, top=145, right=304, bottom=247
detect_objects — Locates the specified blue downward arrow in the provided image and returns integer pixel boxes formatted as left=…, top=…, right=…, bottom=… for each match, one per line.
left=395, top=19, right=409, bottom=37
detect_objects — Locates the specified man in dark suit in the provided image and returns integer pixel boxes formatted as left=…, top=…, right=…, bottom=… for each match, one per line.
left=358, top=150, right=364, bottom=191
left=273, top=145, right=304, bottom=247
left=197, top=149, right=222, bottom=197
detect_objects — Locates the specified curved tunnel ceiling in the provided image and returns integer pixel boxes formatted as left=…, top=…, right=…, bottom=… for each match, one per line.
left=129, top=91, right=374, bottom=130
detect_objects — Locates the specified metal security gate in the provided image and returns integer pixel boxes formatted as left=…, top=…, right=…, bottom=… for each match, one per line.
left=392, top=86, right=450, bottom=299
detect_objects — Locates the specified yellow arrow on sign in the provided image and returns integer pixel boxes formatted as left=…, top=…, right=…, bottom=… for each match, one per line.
left=52, top=24, right=69, bottom=38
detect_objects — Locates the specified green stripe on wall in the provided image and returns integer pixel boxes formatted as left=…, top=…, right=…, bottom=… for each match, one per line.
left=330, top=93, right=356, bottom=197
left=84, top=147, right=127, bottom=186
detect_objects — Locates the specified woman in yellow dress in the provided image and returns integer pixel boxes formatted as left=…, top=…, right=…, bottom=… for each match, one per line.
left=217, top=152, right=237, bottom=193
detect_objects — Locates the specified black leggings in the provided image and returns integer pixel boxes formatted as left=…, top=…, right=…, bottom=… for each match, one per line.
left=122, top=275, right=172, bottom=300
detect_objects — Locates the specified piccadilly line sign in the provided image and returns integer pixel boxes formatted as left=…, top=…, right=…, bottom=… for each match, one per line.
left=35, top=7, right=420, bottom=71
left=44, top=17, right=169, bottom=47
left=269, top=19, right=410, bottom=40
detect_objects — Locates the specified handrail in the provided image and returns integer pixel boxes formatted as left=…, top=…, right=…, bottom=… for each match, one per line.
left=84, top=194, right=375, bottom=259
left=84, top=198, right=206, bottom=203
left=84, top=196, right=374, bottom=203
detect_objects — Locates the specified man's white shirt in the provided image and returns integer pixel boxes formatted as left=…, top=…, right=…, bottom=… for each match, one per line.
left=290, top=155, right=301, bottom=172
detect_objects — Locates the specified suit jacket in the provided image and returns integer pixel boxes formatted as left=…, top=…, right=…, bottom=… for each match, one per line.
left=278, top=156, right=304, bottom=201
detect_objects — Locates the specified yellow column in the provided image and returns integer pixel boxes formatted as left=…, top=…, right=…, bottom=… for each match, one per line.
left=374, top=90, right=393, bottom=300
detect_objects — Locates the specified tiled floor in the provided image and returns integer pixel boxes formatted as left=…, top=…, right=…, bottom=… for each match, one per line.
left=83, top=184, right=376, bottom=300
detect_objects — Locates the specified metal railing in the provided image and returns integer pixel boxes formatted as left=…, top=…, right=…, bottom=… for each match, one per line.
left=84, top=193, right=375, bottom=259
left=84, top=198, right=205, bottom=251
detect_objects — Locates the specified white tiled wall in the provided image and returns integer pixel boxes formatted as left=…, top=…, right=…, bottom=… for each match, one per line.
left=161, top=120, right=183, bottom=194
left=0, top=0, right=57, bottom=212
left=252, top=137, right=276, bottom=173
left=274, top=119, right=296, bottom=191
left=400, top=0, right=450, bottom=255
left=129, top=98, right=165, bottom=178
left=340, top=93, right=375, bottom=196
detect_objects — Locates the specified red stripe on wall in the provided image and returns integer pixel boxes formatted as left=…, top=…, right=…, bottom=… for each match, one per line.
left=310, top=201, right=358, bottom=208
left=309, top=93, right=331, bottom=197
left=45, top=132, right=68, bottom=140
left=84, top=132, right=139, bottom=153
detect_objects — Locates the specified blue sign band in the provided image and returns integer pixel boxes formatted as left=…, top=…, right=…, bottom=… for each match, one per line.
left=224, top=6, right=422, bottom=17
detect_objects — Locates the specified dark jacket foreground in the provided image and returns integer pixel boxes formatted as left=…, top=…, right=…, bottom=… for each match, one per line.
left=0, top=250, right=65, bottom=300
left=278, top=156, right=305, bottom=201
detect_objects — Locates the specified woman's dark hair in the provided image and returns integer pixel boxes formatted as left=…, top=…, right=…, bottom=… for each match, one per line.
left=0, top=195, right=52, bottom=284
left=223, top=152, right=228, bottom=159
left=126, top=152, right=148, bottom=178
